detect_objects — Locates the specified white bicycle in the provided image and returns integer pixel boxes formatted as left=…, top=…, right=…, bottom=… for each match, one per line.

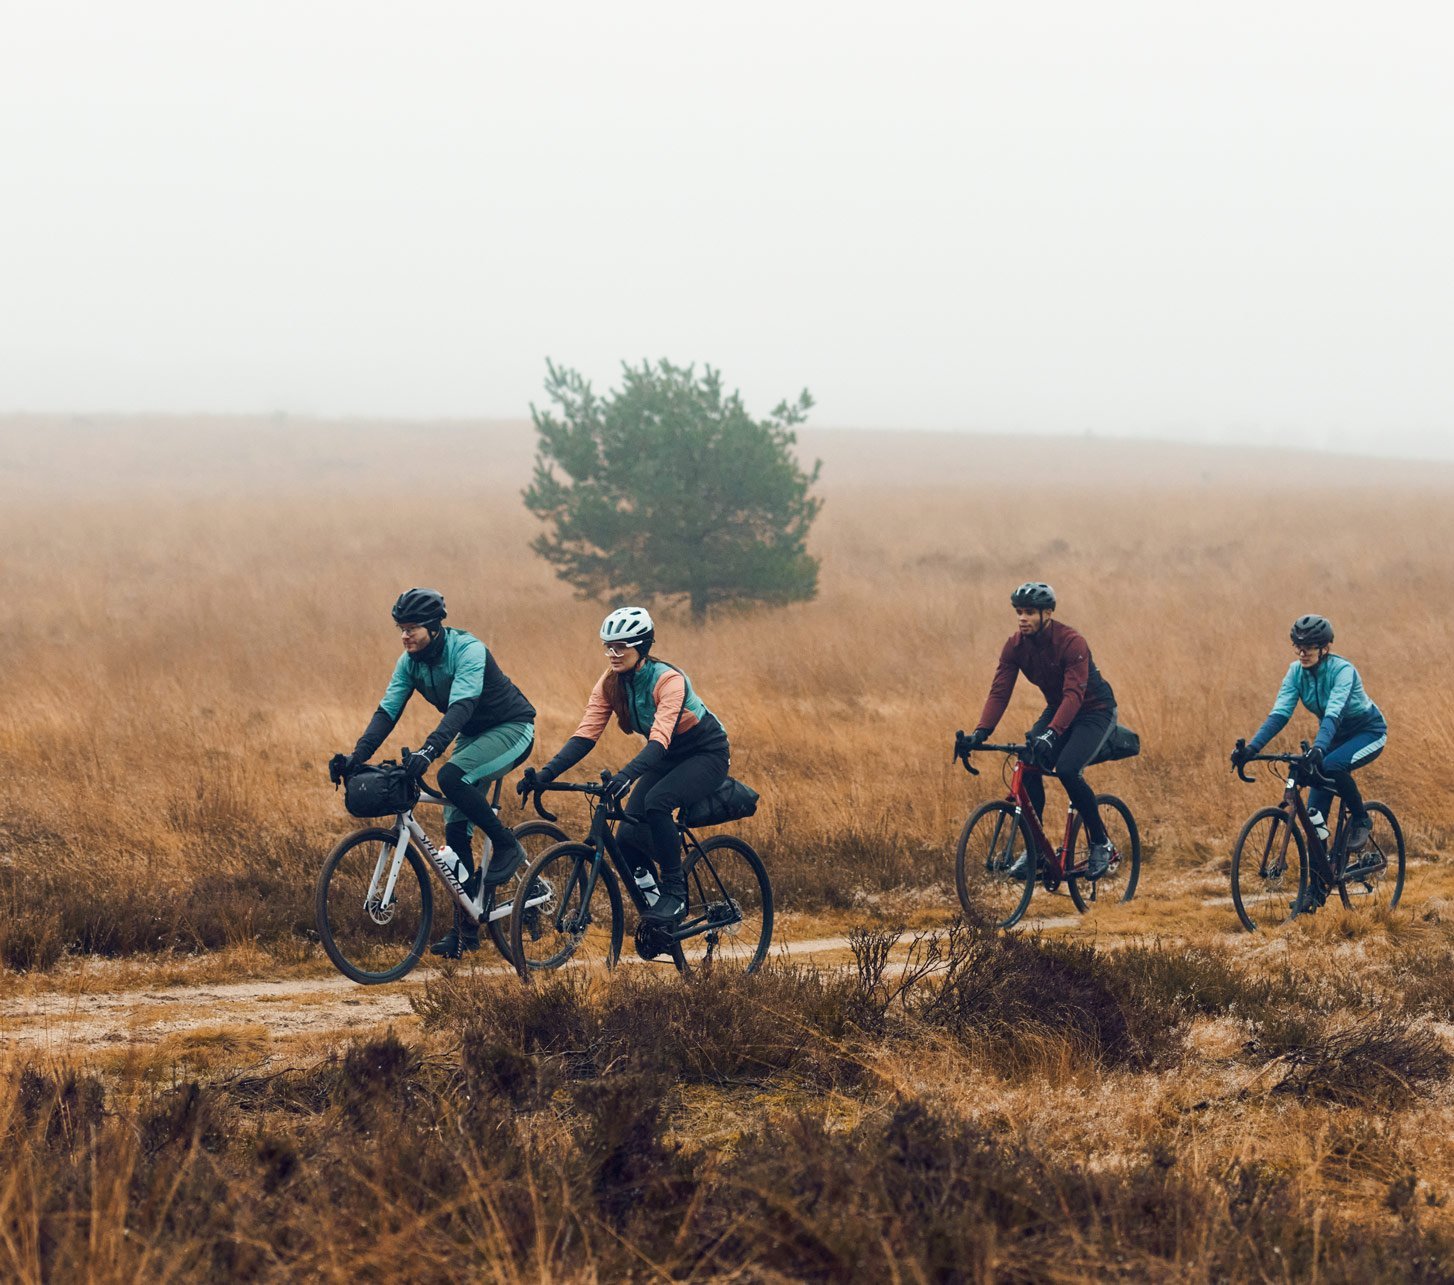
left=316, top=751, right=567, bottom=984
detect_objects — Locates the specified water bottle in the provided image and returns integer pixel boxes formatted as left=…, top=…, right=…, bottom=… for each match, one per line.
left=437, top=845, right=468, bottom=885
left=633, top=866, right=660, bottom=906
left=1308, top=810, right=1330, bottom=843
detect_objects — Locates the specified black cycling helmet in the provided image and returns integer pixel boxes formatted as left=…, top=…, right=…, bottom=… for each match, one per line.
left=1010, top=582, right=1057, bottom=610
left=392, top=588, right=447, bottom=629
left=1290, top=614, right=1333, bottom=648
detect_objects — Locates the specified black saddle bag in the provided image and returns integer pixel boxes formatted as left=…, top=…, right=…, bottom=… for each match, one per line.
left=344, top=762, right=420, bottom=818
left=679, top=777, right=760, bottom=828
left=1090, top=722, right=1141, bottom=766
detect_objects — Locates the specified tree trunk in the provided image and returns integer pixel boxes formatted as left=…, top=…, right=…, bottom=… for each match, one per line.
left=690, top=587, right=709, bottom=623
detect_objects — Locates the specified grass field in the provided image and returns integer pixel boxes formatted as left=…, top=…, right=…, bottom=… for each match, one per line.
left=4, top=416, right=1454, bottom=1278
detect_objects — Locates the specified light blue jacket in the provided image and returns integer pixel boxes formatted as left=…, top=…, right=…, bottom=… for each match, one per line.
left=1250, top=655, right=1385, bottom=754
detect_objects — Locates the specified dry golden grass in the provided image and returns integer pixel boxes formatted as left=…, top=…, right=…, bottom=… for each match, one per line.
left=2, top=416, right=1452, bottom=967
left=4, top=416, right=1454, bottom=1278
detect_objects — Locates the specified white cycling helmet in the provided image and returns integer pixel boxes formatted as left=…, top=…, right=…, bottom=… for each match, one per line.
left=600, top=606, right=655, bottom=650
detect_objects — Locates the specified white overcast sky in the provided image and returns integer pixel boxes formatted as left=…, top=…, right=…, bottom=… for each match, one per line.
left=3, top=1, right=1451, bottom=454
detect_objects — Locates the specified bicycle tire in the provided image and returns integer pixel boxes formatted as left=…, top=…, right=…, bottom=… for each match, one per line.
left=1333, top=801, right=1405, bottom=913
left=316, top=827, right=433, bottom=984
left=1230, top=806, right=1307, bottom=932
left=510, top=841, right=624, bottom=981
left=676, top=834, right=774, bottom=973
left=479, top=819, right=572, bottom=964
left=955, top=801, right=1038, bottom=929
left=1066, top=794, right=1142, bottom=913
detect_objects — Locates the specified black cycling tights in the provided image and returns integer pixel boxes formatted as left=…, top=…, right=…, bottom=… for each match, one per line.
left=1025, top=709, right=1115, bottom=844
left=437, top=763, right=518, bottom=877
left=620, top=751, right=730, bottom=890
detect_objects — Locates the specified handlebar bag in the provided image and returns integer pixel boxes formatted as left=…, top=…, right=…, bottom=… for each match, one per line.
left=1089, top=722, right=1141, bottom=766
left=344, top=762, right=420, bottom=818
left=679, top=776, right=760, bottom=828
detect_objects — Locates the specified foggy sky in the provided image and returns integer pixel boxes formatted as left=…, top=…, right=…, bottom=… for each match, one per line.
left=3, top=1, right=1452, bottom=456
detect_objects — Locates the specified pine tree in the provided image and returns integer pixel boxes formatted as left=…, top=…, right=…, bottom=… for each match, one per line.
left=524, top=359, right=822, bottom=621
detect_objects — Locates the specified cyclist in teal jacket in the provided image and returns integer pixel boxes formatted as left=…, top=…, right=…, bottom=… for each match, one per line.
left=1231, top=614, right=1387, bottom=912
left=332, top=588, right=536, bottom=957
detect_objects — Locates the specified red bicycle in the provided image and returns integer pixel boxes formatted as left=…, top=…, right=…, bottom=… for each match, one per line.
left=952, top=731, right=1141, bottom=929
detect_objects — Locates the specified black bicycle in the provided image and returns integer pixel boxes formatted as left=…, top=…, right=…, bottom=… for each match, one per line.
left=1230, top=738, right=1405, bottom=932
left=510, top=771, right=774, bottom=977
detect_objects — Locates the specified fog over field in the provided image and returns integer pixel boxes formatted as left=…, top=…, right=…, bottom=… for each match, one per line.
left=4, top=2, right=1453, bottom=457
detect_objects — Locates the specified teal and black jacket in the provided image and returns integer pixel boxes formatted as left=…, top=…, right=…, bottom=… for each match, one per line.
left=353, top=628, right=535, bottom=760
left=1249, top=655, right=1386, bottom=755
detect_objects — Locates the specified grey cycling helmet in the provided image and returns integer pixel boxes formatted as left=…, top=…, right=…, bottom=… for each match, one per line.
left=1290, top=614, right=1334, bottom=648
left=392, top=588, right=447, bottom=628
left=1010, top=582, right=1057, bottom=610
left=600, top=606, right=654, bottom=652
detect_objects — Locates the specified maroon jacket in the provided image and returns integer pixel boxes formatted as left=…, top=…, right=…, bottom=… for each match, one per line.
left=976, top=620, right=1115, bottom=737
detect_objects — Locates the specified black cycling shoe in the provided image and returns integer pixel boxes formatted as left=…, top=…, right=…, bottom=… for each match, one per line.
left=430, top=906, right=480, bottom=958
left=1288, top=883, right=1328, bottom=918
left=481, top=837, right=526, bottom=887
left=1086, top=841, right=1112, bottom=880
left=642, top=882, right=688, bottom=925
left=1345, top=815, right=1373, bottom=852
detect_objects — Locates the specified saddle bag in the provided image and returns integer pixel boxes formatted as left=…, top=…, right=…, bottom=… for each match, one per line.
left=1089, top=722, right=1141, bottom=766
left=679, top=776, right=761, bottom=828
left=344, top=762, right=420, bottom=818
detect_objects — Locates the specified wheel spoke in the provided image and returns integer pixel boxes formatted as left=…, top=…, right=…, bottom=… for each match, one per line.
left=678, top=837, right=772, bottom=973
left=956, top=803, right=1036, bottom=928
left=318, top=830, right=431, bottom=984
left=1231, top=809, right=1305, bottom=932
left=511, top=844, right=621, bottom=975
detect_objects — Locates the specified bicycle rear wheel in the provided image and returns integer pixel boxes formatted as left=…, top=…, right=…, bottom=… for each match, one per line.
left=316, top=827, right=433, bottom=984
left=1230, top=806, right=1307, bottom=932
left=480, top=819, right=572, bottom=964
left=1067, top=794, right=1141, bottom=913
left=675, top=834, right=774, bottom=973
left=1333, top=801, right=1405, bottom=913
left=955, top=801, right=1038, bottom=929
left=510, top=842, right=623, bottom=980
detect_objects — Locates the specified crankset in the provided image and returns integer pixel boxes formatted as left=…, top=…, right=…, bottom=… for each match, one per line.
left=634, top=919, right=673, bottom=962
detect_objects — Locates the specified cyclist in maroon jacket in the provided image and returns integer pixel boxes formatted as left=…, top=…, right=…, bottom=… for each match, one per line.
left=965, top=582, right=1119, bottom=878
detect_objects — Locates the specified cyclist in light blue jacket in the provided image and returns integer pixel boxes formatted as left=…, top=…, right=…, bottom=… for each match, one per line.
left=1231, top=614, right=1387, bottom=863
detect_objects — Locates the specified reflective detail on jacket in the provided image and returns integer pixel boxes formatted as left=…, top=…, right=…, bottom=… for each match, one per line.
left=573, top=659, right=713, bottom=750
left=1250, top=655, right=1385, bottom=754
left=379, top=628, right=535, bottom=734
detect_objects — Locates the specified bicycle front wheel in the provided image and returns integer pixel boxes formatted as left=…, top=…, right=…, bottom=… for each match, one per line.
left=510, top=842, right=623, bottom=980
left=1230, top=806, right=1307, bottom=932
left=480, top=819, right=572, bottom=965
left=678, top=835, right=774, bottom=973
left=316, top=827, right=433, bottom=984
left=1334, top=801, right=1405, bottom=913
left=955, top=801, right=1038, bottom=929
left=1067, top=794, right=1142, bottom=913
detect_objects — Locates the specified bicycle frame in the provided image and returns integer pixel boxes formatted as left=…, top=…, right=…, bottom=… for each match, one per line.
left=364, top=778, right=524, bottom=927
left=535, top=779, right=741, bottom=946
left=959, top=739, right=1101, bottom=882
left=1245, top=756, right=1344, bottom=885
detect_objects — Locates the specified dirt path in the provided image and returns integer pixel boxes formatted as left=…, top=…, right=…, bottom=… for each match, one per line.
left=0, top=931, right=882, bottom=1056
left=4, top=852, right=1431, bottom=1059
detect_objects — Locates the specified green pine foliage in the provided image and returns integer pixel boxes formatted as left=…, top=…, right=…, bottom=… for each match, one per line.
left=524, top=359, right=823, bottom=620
